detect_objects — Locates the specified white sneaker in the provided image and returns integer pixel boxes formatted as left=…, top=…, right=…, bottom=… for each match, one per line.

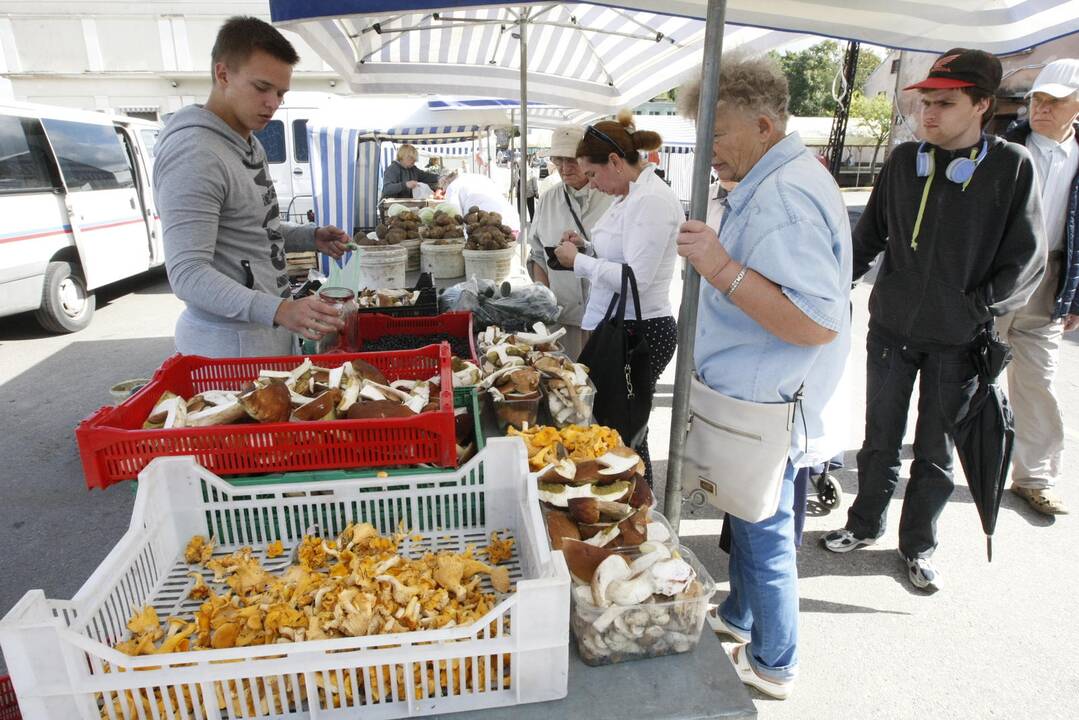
left=900, top=550, right=942, bottom=592
left=706, top=607, right=750, bottom=643
left=727, top=643, right=794, bottom=700
left=821, top=528, right=876, bottom=553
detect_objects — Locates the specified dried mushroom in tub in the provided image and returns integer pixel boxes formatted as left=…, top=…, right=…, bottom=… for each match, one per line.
left=138, top=357, right=437, bottom=428
left=419, top=206, right=465, bottom=241
left=562, top=541, right=712, bottom=666
left=355, top=287, right=421, bottom=308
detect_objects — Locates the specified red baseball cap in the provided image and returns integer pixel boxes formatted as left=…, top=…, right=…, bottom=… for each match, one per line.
left=904, top=48, right=1002, bottom=94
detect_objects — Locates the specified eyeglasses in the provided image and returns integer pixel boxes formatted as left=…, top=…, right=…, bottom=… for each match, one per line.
left=585, top=125, right=627, bottom=158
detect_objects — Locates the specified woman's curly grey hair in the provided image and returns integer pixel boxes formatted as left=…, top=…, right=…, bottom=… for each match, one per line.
left=678, top=55, right=790, bottom=131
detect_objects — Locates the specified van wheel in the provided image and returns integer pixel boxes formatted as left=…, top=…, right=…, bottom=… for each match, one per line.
left=35, top=260, right=95, bottom=333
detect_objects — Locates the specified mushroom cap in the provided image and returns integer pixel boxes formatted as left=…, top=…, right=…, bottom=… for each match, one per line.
left=560, top=539, right=615, bottom=584
left=350, top=359, right=388, bottom=386
left=240, top=381, right=291, bottom=423
left=545, top=511, right=581, bottom=551
left=346, top=400, right=416, bottom=419
left=291, top=389, right=343, bottom=422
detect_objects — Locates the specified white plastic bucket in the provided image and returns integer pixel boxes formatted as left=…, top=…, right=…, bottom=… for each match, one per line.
left=463, top=247, right=515, bottom=282
left=355, top=245, right=407, bottom=290
left=421, top=240, right=466, bottom=278
left=400, top=238, right=422, bottom=272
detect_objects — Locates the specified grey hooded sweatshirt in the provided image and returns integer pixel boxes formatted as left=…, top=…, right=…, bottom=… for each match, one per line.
left=154, top=105, right=316, bottom=357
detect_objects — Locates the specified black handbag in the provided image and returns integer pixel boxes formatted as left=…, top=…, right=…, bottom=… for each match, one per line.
left=578, top=265, right=653, bottom=447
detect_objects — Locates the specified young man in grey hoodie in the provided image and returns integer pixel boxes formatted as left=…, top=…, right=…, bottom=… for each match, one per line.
left=154, top=16, right=350, bottom=357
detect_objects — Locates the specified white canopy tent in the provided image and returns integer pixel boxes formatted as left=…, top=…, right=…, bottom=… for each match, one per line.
left=273, top=0, right=1079, bottom=527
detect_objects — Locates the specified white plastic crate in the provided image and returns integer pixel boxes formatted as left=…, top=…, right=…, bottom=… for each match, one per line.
left=0, top=438, right=569, bottom=720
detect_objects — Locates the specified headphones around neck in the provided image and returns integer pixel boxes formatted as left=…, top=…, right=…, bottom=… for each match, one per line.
left=916, top=137, right=989, bottom=184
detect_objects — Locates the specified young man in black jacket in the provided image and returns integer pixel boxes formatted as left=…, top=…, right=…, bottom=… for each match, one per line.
left=823, top=49, right=1047, bottom=592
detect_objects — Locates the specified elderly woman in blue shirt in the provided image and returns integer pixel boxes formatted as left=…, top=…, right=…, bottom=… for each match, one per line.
left=676, top=58, right=852, bottom=700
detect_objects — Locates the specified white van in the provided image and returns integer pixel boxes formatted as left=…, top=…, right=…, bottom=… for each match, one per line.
left=251, top=92, right=337, bottom=224
left=0, top=101, right=162, bottom=332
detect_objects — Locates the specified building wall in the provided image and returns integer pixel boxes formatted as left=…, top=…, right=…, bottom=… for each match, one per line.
left=0, top=1, right=344, bottom=117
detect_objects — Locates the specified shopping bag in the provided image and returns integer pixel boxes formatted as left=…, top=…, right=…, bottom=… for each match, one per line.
left=578, top=265, right=653, bottom=446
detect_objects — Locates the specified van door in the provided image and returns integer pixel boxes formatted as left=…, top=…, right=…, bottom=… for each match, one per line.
left=288, top=115, right=314, bottom=222
left=253, top=118, right=290, bottom=220
left=41, top=118, right=149, bottom=289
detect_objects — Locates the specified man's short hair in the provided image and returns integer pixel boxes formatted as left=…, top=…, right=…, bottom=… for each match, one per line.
left=211, top=16, right=299, bottom=76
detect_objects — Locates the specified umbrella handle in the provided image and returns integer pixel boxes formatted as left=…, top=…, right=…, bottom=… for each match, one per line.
left=986, top=535, right=993, bottom=563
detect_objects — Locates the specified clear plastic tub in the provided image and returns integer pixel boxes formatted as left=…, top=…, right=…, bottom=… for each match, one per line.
left=545, top=381, right=595, bottom=427
left=570, top=545, right=715, bottom=666
left=491, top=390, right=543, bottom=431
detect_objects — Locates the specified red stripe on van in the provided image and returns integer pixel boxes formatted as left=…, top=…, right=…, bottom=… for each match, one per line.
left=0, top=217, right=145, bottom=245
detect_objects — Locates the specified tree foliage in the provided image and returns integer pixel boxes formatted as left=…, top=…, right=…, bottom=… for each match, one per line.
left=769, top=42, right=882, bottom=117
left=851, top=91, right=892, bottom=145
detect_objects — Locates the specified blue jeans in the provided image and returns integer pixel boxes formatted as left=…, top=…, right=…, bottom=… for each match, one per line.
left=720, top=461, right=798, bottom=683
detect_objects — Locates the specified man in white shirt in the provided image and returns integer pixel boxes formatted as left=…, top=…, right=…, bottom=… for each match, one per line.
left=1000, top=59, right=1079, bottom=515
left=440, top=171, right=521, bottom=233
left=527, top=125, right=614, bottom=357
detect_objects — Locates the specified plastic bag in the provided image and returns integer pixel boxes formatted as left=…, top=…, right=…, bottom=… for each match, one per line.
left=441, top=277, right=561, bottom=330
left=412, top=183, right=434, bottom=200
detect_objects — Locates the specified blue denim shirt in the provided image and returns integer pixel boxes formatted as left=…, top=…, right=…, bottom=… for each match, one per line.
left=694, top=132, right=853, bottom=466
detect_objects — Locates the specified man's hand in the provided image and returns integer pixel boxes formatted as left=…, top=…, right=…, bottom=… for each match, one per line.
left=274, top=295, right=345, bottom=341
left=405, top=180, right=419, bottom=189
left=677, top=219, right=731, bottom=282
left=314, top=225, right=350, bottom=259
left=1064, top=314, right=1079, bottom=332
left=554, top=239, right=578, bottom=269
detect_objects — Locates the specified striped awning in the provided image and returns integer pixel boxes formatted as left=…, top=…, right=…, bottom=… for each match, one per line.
left=272, top=1, right=1079, bottom=57
left=272, top=3, right=809, bottom=115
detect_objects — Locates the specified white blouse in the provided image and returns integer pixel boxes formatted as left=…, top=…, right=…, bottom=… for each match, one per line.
left=573, top=165, right=685, bottom=330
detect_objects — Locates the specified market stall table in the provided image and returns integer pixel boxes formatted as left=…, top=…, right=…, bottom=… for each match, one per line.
left=441, top=632, right=757, bottom=719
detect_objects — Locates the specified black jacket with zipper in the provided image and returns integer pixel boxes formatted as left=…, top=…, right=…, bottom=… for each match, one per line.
left=853, top=135, right=1047, bottom=349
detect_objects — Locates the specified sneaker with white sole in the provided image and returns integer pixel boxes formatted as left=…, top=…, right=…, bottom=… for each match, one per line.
left=900, top=550, right=942, bottom=592
left=727, top=643, right=794, bottom=700
left=706, top=607, right=750, bottom=643
left=821, top=528, right=876, bottom=553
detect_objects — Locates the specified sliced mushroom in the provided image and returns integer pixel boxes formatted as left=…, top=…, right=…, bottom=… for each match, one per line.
left=591, top=555, right=631, bottom=607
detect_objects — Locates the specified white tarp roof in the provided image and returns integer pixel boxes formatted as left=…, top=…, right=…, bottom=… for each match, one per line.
left=271, top=1, right=1079, bottom=57
left=272, top=3, right=808, bottom=115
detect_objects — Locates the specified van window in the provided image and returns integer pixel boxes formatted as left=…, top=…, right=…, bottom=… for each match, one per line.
left=254, top=120, right=285, bottom=163
left=293, top=119, right=309, bottom=163
left=42, top=119, right=134, bottom=191
left=0, top=115, right=60, bottom=194
left=140, top=128, right=159, bottom=158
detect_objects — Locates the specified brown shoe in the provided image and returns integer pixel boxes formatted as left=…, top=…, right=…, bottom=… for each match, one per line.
left=1011, top=485, right=1069, bottom=515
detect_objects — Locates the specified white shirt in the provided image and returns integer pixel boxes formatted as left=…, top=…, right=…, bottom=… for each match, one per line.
left=1027, top=130, right=1078, bottom=252
left=573, top=165, right=685, bottom=330
left=528, top=181, right=614, bottom=326
left=445, top=173, right=521, bottom=232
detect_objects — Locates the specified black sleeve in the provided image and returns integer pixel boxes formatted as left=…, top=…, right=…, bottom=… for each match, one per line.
left=851, top=157, right=891, bottom=281
left=417, top=168, right=441, bottom=189
left=381, top=163, right=406, bottom=198
left=972, top=150, right=1047, bottom=318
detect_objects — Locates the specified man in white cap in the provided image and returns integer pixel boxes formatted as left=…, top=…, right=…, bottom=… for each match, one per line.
left=526, top=125, right=614, bottom=358
left=1001, top=58, right=1079, bottom=515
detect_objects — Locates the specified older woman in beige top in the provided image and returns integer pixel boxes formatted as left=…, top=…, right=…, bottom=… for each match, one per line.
left=527, top=125, right=614, bottom=358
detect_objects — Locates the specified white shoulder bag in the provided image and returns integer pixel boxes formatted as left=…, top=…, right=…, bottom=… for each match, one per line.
left=682, top=376, right=802, bottom=522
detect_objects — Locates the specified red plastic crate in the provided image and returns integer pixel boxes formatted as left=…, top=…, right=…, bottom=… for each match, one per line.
left=0, top=675, right=20, bottom=720
left=354, top=311, right=478, bottom=364
left=76, top=345, right=455, bottom=490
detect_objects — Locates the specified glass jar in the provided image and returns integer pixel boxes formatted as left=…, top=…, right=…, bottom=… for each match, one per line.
left=317, top=286, right=358, bottom=352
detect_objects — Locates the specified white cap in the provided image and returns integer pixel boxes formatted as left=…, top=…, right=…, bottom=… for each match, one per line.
left=550, top=125, right=584, bottom=158
left=1027, top=58, right=1079, bottom=99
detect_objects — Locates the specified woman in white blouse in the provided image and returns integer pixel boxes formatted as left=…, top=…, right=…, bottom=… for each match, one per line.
left=554, top=111, right=684, bottom=483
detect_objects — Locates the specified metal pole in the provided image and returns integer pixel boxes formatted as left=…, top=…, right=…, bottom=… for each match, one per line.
left=663, top=0, right=728, bottom=531
left=518, top=9, right=530, bottom=264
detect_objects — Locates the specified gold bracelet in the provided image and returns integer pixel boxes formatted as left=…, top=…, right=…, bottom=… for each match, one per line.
left=726, top=265, right=749, bottom=298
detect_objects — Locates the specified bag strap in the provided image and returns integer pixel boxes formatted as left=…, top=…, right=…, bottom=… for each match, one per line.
left=563, top=186, right=589, bottom=242
left=624, top=265, right=644, bottom=323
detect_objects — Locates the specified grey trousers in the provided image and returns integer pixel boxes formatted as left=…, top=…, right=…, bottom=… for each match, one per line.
left=996, top=256, right=1066, bottom=490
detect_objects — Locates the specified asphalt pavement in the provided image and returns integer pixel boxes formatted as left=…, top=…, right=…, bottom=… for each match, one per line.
left=1, top=196, right=1077, bottom=718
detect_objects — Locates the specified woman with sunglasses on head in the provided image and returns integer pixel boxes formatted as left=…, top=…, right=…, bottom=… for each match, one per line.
left=554, top=110, right=684, bottom=483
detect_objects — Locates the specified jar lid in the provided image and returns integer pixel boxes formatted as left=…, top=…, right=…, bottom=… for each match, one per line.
left=318, top=286, right=355, bottom=302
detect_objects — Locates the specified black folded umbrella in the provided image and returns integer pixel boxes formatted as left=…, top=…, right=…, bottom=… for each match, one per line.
left=953, top=324, right=1014, bottom=562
